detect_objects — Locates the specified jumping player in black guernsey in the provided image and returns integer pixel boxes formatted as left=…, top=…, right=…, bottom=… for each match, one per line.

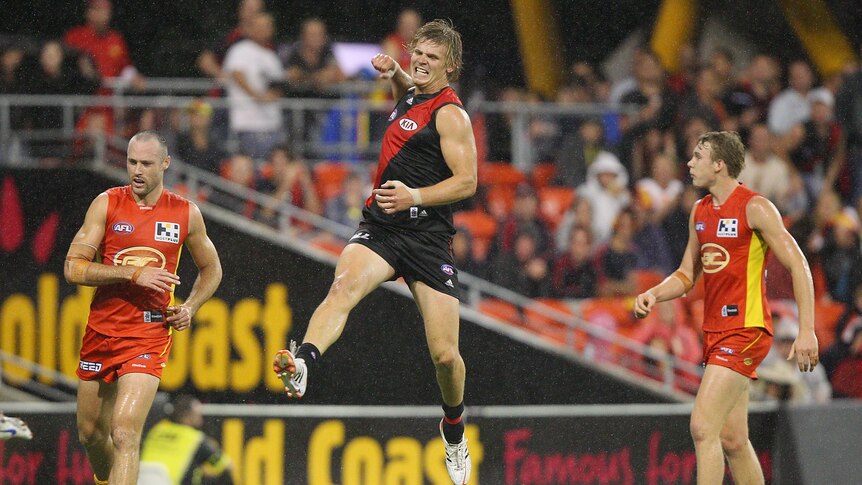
left=272, top=19, right=476, bottom=484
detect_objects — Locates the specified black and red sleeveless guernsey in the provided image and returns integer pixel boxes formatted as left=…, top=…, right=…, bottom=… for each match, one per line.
left=363, top=86, right=465, bottom=234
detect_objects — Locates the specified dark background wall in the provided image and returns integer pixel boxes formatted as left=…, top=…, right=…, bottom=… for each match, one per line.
left=3, top=0, right=859, bottom=96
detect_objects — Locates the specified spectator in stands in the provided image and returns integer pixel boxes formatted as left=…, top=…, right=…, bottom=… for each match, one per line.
left=15, top=39, right=100, bottom=161
left=635, top=153, right=684, bottom=225
left=631, top=196, right=675, bottom=274
left=576, top=151, right=631, bottom=243
left=552, top=117, right=605, bottom=188
left=196, top=0, right=264, bottom=80
left=140, top=394, right=233, bottom=485
left=678, top=67, right=726, bottom=131
left=257, top=144, right=321, bottom=225
left=821, top=284, right=862, bottom=398
left=452, top=226, right=487, bottom=281
left=757, top=310, right=832, bottom=403
left=797, top=188, right=844, bottom=255
left=551, top=225, right=597, bottom=299
left=726, top=54, right=781, bottom=126
left=836, top=48, right=862, bottom=202
left=633, top=299, right=701, bottom=376
left=709, top=47, right=736, bottom=100
left=790, top=88, right=845, bottom=202
left=1, top=43, right=28, bottom=132
left=555, top=195, right=593, bottom=251
left=662, top=183, right=701, bottom=262
left=489, top=227, right=551, bottom=298
left=175, top=99, right=227, bottom=173
left=818, top=211, right=862, bottom=304
left=325, top=170, right=367, bottom=228
left=492, top=183, right=553, bottom=257
left=381, top=8, right=422, bottom=72
left=63, top=0, right=145, bottom=92
left=619, top=49, right=677, bottom=131
left=208, top=153, right=258, bottom=218
left=0, top=43, right=25, bottom=94
left=738, top=123, right=791, bottom=207
left=282, top=17, right=345, bottom=97
left=222, top=11, right=285, bottom=160
left=484, top=86, right=523, bottom=162
left=595, top=207, right=638, bottom=297
left=768, top=60, right=816, bottom=135
left=621, top=122, right=675, bottom=181
left=667, top=43, right=697, bottom=98
left=674, top=115, right=715, bottom=164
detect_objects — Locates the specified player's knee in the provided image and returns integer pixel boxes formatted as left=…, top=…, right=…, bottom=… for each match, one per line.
left=77, top=421, right=107, bottom=447
left=689, top=413, right=717, bottom=444
left=431, top=345, right=461, bottom=369
left=720, top=428, right=749, bottom=454
left=325, top=275, right=361, bottom=306
left=110, top=424, right=142, bottom=452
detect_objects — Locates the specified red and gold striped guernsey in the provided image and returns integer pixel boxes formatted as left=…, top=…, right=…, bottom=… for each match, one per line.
left=694, top=184, right=773, bottom=335
left=88, top=186, right=190, bottom=339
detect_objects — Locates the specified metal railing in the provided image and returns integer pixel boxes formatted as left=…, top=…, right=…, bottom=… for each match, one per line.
left=0, top=90, right=701, bottom=400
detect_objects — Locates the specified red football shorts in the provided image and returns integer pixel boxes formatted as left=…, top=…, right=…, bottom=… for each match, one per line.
left=77, top=326, right=172, bottom=383
left=702, top=327, right=772, bottom=379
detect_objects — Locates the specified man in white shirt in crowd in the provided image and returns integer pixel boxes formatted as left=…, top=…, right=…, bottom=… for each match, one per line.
left=222, top=11, right=285, bottom=159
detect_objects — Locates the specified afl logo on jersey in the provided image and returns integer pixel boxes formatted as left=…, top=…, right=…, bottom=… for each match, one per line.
left=113, top=246, right=167, bottom=269
left=441, top=264, right=455, bottom=275
left=112, top=222, right=134, bottom=234
left=700, top=243, right=730, bottom=274
left=399, top=118, right=418, bottom=131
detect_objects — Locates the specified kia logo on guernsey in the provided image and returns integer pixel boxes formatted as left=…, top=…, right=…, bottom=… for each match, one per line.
left=399, top=118, right=418, bottom=131
left=112, top=221, right=134, bottom=234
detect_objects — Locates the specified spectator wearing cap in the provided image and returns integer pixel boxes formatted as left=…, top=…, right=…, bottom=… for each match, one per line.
left=757, top=303, right=832, bottom=403
left=175, top=99, right=227, bottom=173
left=576, top=151, right=631, bottom=243
left=63, top=0, right=145, bottom=92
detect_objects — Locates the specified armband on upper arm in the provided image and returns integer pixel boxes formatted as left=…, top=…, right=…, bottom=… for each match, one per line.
left=671, top=270, right=694, bottom=293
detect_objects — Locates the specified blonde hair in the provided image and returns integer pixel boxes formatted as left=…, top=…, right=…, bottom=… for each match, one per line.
left=697, top=131, right=745, bottom=178
left=408, top=19, right=463, bottom=82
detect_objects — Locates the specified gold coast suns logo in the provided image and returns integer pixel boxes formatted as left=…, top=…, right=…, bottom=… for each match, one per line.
left=701, top=243, right=730, bottom=273
left=113, top=246, right=167, bottom=269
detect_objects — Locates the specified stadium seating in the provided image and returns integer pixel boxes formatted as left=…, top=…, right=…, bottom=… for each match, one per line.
left=313, top=162, right=351, bottom=202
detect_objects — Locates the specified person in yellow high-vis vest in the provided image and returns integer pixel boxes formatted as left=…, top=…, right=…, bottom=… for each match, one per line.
left=141, top=395, right=233, bottom=485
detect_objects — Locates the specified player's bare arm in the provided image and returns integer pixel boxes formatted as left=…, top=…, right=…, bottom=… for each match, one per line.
left=373, top=105, right=477, bottom=213
left=65, top=193, right=181, bottom=293
left=371, top=53, right=413, bottom=100
left=634, top=200, right=703, bottom=318
left=746, top=195, right=819, bottom=371
left=167, top=203, right=222, bottom=332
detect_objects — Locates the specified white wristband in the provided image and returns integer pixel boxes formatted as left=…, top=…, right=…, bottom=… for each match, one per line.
left=406, top=186, right=422, bottom=205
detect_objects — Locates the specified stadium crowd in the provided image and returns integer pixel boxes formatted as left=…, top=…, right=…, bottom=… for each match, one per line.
left=2, top=0, right=862, bottom=400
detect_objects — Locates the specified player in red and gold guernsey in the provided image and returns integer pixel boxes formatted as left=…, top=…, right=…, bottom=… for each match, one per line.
left=64, top=131, right=222, bottom=485
left=634, top=131, right=818, bottom=484
left=272, top=20, right=476, bottom=484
